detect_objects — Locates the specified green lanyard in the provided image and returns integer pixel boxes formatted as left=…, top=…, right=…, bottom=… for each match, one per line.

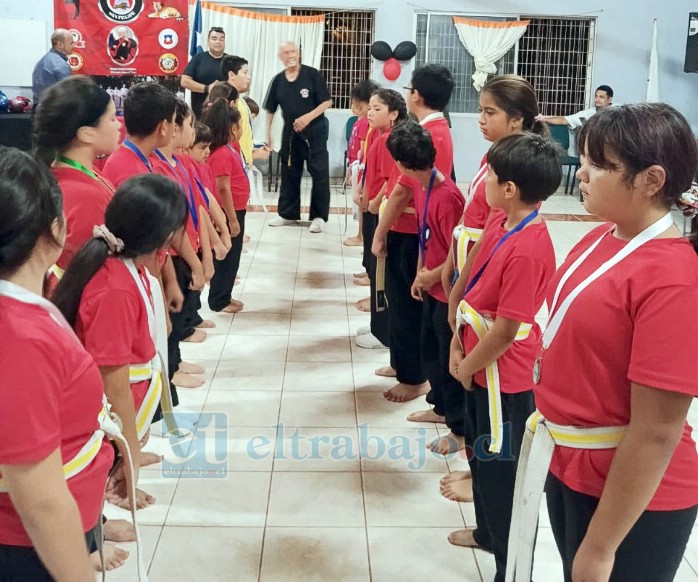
left=56, top=155, right=114, bottom=192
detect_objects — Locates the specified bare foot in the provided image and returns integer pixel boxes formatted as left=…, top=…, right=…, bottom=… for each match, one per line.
left=242, top=247, right=249, bottom=253
left=178, top=361, right=205, bottom=374
left=407, top=409, right=446, bottom=423
left=343, top=235, right=363, bottom=247
left=107, top=487, right=156, bottom=511
left=448, top=528, right=482, bottom=548
left=441, top=476, right=474, bottom=502
left=243, top=234, right=250, bottom=243
left=440, top=470, right=471, bottom=487
left=355, top=297, right=370, bottom=312
left=353, top=271, right=367, bottom=278
left=195, top=320, right=216, bottom=329
left=172, top=371, right=205, bottom=388
left=427, top=432, right=465, bottom=455
left=221, top=299, right=244, bottom=313
left=91, top=543, right=129, bottom=571
left=183, top=329, right=207, bottom=343
left=140, top=451, right=163, bottom=467
left=353, top=276, right=370, bottom=287
left=383, top=382, right=429, bottom=403
left=103, top=519, right=136, bottom=543
left=375, top=366, right=397, bottom=378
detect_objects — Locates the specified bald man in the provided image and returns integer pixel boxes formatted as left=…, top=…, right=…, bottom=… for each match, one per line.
left=32, top=29, right=74, bottom=107
left=264, top=41, right=332, bottom=233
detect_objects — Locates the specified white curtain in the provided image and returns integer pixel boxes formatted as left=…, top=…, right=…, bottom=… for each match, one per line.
left=188, top=2, right=325, bottom=149
left=452, top=17, right=529, bottom=91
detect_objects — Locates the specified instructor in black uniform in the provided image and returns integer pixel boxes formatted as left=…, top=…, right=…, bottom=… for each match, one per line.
left=264, top=41, right=333, bottom=233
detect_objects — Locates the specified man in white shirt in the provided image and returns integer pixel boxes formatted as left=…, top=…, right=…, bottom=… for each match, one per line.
left=539, top=85, right=615, bottom=128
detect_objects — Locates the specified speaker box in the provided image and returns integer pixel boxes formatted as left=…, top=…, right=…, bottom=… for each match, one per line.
left=685, top=13, right=698, bottom=73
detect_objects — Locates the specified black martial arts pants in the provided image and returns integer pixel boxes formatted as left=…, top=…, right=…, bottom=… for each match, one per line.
left=208, top=210, right=246, bottom=312
left=362, top=210, right=390, bottom=347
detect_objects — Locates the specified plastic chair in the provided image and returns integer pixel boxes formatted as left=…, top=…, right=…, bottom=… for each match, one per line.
left=548, top=124, right=581, bottom=200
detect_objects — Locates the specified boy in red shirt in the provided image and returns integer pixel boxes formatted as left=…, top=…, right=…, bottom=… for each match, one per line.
left=386, top=121, right=466, bottom=455
left=371, top=65, right=455, bottom=404
left=447, top=133, right=560, bottom=581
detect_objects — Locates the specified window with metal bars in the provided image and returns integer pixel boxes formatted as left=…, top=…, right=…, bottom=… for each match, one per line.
left=291, top=8, right=375, bottom=110
left=415, top=13, right=595, bottom=115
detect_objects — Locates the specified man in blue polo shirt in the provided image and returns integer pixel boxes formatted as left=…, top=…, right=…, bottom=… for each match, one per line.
left=32, top=29, right=74, bottom=107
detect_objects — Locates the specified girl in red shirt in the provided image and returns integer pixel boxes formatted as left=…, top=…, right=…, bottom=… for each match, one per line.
left=0, top=148, right=113, bottom=581
left=202, top=99, right=248, bottom=313
left=53, top=175, right=187, bottom=514
left=448, top=134, right=561, bottom=582
left=33, top=75, right=121, bottom=287
left=523, top=104, right=698, bottom=582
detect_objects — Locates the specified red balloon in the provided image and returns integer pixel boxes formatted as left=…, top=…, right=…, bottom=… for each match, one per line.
left=383, top=58, right=401, bottom=81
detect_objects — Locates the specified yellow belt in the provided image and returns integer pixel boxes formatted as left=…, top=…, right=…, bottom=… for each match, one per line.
left=452, top=225, right=483, bottom=276
left=0, top=405, right=112, bottom=493
left=456, top=300, right=532, bottom=453
left=378, top=198, right=416, bottom=219
left=505, top=411, right=626, bottom=582
left=129, top=357, right=167, bottom=442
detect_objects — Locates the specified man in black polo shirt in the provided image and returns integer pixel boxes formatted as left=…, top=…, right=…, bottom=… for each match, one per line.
left=180, top=27, right=227, bottom=117
left=264, top=41, right=333, bottom=233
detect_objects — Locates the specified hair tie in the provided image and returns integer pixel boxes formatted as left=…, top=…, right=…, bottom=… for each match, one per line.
left=93, top=224, right=125, bottom=255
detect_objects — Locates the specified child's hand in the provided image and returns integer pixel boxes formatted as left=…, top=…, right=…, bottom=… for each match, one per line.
left=368, top=196, right=381, bottom=215
left=190, top=266, right=205, bottom=291
left=165, top=279, right=184, bottom=313
left=203, top=255, right=214, bottom=283
left=213, top=241, right=229, bottom=261
left=414, top=267, right=436, bottom=293
left=229, top=219, right=241, bottom=238
left=252, top=148, right=270, bottom=160
left=449, top=344, right=464, bottom=381
left=358, top=192, right=369, bottom=213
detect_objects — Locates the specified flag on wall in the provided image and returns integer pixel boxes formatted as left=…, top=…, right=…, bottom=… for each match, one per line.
left=646, top=18, right=659, bottom=101
left=54, top=0, right=189, bottom=76
left=189, top=0, right=204, bottom=57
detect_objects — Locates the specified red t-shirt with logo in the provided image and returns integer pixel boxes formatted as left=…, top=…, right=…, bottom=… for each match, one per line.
left=535, top=226, right=698, bottom=510
left=75, top=258, right=155, bottom=412
left=0, top=297, right=114, bottom=545
left=414, top=175, right=465, bottom=302
left=460, top=210, right=555, bottom=393
left=462, top=154, right=490, bottom=229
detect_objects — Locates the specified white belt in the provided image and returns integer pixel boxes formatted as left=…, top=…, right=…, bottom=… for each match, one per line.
left=505, top=410, right=626, bottom=582
left=452, top=225, right=483, bottom=276
left=378, top=198, right=416, bottom=219
left=130, top=356, right=166, bottom=442
left=456, top=300, right=532, bottom=453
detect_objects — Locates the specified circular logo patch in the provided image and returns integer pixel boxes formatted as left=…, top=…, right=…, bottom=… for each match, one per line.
left=158, top=28, right=178, bottom=49
left=159, top=53, right=179, bottom=74
left=67, top=52, right=84, bottom=71
left=98, top=0, right=144, bottom=24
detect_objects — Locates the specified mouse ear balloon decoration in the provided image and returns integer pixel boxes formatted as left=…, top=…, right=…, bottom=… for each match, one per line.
left=370, top=41, right=393, bottom=61
left=383, top=57, right=401, bottom=81
left=393, top=41, right=417, bottom=61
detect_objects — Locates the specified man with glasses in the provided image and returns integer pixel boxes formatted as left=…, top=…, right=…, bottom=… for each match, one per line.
left=181, top=27, right=227, bottom=117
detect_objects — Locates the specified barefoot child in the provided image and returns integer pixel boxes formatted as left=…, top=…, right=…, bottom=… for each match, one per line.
left=386, top=121, right=465, bottom=455
left=447, top=133, right=560, bottom=582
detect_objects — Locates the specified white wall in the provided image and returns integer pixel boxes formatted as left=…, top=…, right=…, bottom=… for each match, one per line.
left=5, top=0, right=697, bottom=179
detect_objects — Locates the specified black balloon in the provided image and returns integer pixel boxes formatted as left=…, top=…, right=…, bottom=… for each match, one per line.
left=393, top=41, right=417, bottom=61
left=370, top=41, right=393, bottom=61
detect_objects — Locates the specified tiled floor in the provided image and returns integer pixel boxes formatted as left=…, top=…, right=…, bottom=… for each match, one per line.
left=102, top=183, right=698, bottom=581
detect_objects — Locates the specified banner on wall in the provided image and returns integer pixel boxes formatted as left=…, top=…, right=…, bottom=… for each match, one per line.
left=54, top=0, right=189, bottom=76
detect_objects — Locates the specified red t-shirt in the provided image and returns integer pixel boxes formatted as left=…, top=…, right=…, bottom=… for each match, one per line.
left=460, top=210, right=555, bottom=393
left=94, top=114, right=127, bottom=173
left=102, top=143, right=154, bottom=188
left=75, top=258, right=155, bottom=412
left=0, top=297, right=114, bottom=546
left=535, top=226, right=698, bottom=510
left=462, top=154, right=490, bottom=229
left=393, top=116, right=454, bottom=235
left=207, top=144, right=250, bottom=211
left=178, top=154, right=212, bottom=209
left=364, top=128, right=396, bottom=201
left=52, top=167, right=115, bottom=271
left=414, top=175, right=465, bottom=302
left=151, top=152, right=201, bottom=252
left=348, top=116, right=370, bottom=165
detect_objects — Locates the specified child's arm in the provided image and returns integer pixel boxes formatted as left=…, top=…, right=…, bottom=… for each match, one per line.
left=367, top=182, right=387, bottom=215
left=216, top=176, right=241, bottom=238
left=441, top=244, right=456, bottom=299
left=202, top=205, right=227, bottom=261
left=198, top=205, right=214, bottom=283
left=161, top=255, right=183, bottom=314
left=171, top=229, right=204, bottom=291
left=447, top=234, right=484, bottom=332
left=206, top=193, right=232, bottom=251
